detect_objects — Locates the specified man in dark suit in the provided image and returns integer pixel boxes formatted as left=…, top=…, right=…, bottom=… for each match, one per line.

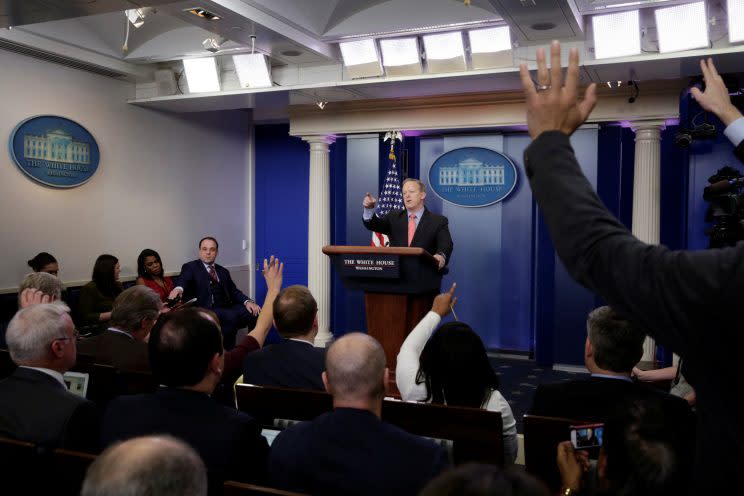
left=269, top=333, right=449, bottom=496
left=171, top=236, right=259, bottom=349
left=0, top=303, right=98, bottom=452
left=363, top=178, right=453, bottom=270
left=519, top=45, right=742, bottom=492
left=78, top=285, right=161, bottom=372
left=242, top=285, right=325, bottom=390
left=101, top=308, right=269, bottom=484
left=529, top=306, right=692, bottom=421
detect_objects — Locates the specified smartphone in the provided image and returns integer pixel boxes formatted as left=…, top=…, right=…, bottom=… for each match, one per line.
left=570, top=423, right=604, bottom=452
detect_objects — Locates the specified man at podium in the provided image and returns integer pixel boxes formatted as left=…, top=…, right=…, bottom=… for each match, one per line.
left=362, top=178, right=453, bottom=270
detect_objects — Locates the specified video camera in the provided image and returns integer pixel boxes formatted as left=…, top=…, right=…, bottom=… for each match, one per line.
left=703, top=166, right=744, bottom=248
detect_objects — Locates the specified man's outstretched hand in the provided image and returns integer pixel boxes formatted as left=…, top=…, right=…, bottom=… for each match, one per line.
left=519, top=41, right=597, bottom=139
left=691, top=58, right=743, bottom=127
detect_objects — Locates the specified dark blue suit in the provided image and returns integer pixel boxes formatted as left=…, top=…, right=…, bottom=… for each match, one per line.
left=242, top=339, right=326, bottom=391
left=269, top=408, right=449, bottom=495
left=177, top=260, right=257, bottom=349
left=101, top=387, right=269, bottom=484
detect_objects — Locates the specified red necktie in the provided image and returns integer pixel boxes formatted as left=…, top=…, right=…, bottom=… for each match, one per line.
left=207, top=264, right=219, bottom=283
left=408, top=214, right=416, bottom=246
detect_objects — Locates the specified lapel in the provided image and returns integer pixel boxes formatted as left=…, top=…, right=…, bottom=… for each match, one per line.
left=410, top=208, right=430, bottom=247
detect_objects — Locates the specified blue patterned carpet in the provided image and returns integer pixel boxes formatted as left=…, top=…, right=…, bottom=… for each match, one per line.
left=489, top=357, right=588, bottom=433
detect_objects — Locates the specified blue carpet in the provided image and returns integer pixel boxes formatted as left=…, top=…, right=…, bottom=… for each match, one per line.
left=489, top=357, right=588, bottom=433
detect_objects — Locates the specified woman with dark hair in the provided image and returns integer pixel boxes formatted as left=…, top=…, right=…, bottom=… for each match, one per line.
left=397, top=285, right=518, bottom=464
left=135, top=249, right=174, bottom=303
left=78, top=254, right=123, bottom=332
left=27, top=252, right=59, bottom=276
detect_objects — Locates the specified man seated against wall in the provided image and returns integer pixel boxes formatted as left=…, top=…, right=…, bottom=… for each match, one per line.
left=529, top=306, right=692, bottom=423
left=170, top=236, right=259, bottom=350
left=242, top=285, right=325, bottom=390
left=77, top=286, right=161, bottom=372
left=0, top=303, right=98, bottom=452
left=269, top=333, right=449, bottom=496
left=101, top=308, right=269, bottom=484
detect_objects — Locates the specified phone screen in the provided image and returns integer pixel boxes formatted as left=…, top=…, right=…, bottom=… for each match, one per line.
left=570, top=423, right=604, bottom=450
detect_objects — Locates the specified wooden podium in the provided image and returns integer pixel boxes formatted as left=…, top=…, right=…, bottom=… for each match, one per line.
left=322, top=245, right=442, bottom=373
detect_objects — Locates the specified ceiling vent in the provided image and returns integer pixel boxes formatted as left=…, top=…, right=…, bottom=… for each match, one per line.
left=0, top=39, right=126, bottom=79
left=490, top=0, right=584, bottom=42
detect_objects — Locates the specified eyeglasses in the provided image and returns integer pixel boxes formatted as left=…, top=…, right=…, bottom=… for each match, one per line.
left=54, top=329, right=80, bottom=342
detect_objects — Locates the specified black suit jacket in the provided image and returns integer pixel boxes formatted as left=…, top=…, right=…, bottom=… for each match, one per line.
left=77, top=330, right=150, bottom=372
left=269, top=408, right=449, bottom=496
left=364, top=208, right=453, bottom=263
left=177, top=260, right=253, bottom=309
left=242, top=339, right=325, bottom=391
left=529, top=376, right=693, bottom=422
left=0, top=367, right=98, bottom=452
left=524, top=131, right=744, bottom=492
left=101, top=388, right=268, bottom=483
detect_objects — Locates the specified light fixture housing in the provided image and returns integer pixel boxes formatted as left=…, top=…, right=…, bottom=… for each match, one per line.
left=380, top=37, right=422, bottom=76
left=183, top=57, right=221, bottom=93
left=125, top=8, right=150, bottom=28
left=339, top=39, right=383, bottom=79
left=422, top=31, right=466, bottom=73
left=202, top=36, right=226, bottom=53
left=728, top=0, right=744, bottom=43
left=592, top=10, right=641, bottom=59
left=232, top=53, right=273, bottom=88
left=467, top=26, right=513, bottom=69
left=655, top=1, right=708, bottom=53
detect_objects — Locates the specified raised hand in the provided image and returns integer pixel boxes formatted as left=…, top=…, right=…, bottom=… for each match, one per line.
left=691, top=58, right=743, bottom=126
left=362, top=192, right=377, bottom=209
left=19, top=288, right=53, bottom=308
left=431, top=283, right=457, bottom=317
left=263, top=255, right=284, bottom=293
left=519, top=41, right=597, bottom=139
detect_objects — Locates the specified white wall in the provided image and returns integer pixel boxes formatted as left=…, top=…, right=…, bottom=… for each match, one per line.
left=0, top=50, right=254, bottom=292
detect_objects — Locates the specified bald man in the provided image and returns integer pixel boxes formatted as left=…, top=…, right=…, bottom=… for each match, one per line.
left=82, top=435, right=207, bottom=496
left=269, top=333, right=449, bottom=496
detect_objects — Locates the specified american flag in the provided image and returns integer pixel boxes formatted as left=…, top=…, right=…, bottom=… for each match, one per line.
left=372, top=141, right=404, bottom=247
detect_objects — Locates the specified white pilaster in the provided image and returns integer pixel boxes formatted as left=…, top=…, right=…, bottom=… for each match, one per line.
left=303, top=135, right=335, bottom=347
left=630, top=120, right=665, bottom=362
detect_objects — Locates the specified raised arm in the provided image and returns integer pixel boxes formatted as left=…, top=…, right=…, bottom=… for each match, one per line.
left=396, top=283, right=457, bottom=401
left=247, top=256, right=284, bottom=347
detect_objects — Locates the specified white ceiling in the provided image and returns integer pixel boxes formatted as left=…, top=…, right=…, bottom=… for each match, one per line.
left=0, top=0, right=742, bottom=117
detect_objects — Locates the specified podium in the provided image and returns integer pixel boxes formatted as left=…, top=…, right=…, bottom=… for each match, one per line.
left=322, top=245, right=442, bottom=373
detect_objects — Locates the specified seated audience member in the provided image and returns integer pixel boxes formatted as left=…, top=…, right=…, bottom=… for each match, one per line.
left=269, top=333, right=449, bottom=496
left=557, top=400, right=694, bottom=496
left=242, top=284, right=325, bottom=390
left=529, top=306, right=692, bottom=422
left=18, top=272, right=63, bottom=307
left=135, top=248, right=175, bottom=303
left=419, top=464, right=550, bottom=496
left=77, top=285, right=161, bottom=372
left=79, top=254, right=123, bottom=333
left=202, top=256, right=283, bottom=386
left=0, top=303, right=98, bottom=451
left=101, top=308, right=269, bottom=484
left=170, top=236, right=259, bottom=350
left=397, top=284, right=518, bottom=464
left=633, top=359, right=695, bottom=406
left=27, top=252, right=60, bottom=276
left=82, top=435, right=207, bottom=496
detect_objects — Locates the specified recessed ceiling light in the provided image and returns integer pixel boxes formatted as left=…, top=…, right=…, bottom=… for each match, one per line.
left=281, top=50, right=302, bottom=57
left=531, top=22, right=556, bottom=31
left=186, top=7, right=221, bottom=20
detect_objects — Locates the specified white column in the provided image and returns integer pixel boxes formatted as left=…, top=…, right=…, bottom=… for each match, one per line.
left=630, top=120, right=665, bottom=362
left=303, top=135, right=335, bottom=347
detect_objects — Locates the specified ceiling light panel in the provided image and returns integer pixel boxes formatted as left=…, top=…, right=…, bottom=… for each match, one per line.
left=380, top=37, right=422, bottom=76
left=339, top=39, right=383, bottom=78
left=423, top=31, right=466, bottom=73
left=592, top=10, right=641, bottom=59
left=232, top=53, right=273, bottom=88
left=467, top=26, right=513, bottom=69
left=729, top=0, right=744, bottom=43
left=655, top=1, right=708, bottom=53
left=183, top=57, right=220, bottom=93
